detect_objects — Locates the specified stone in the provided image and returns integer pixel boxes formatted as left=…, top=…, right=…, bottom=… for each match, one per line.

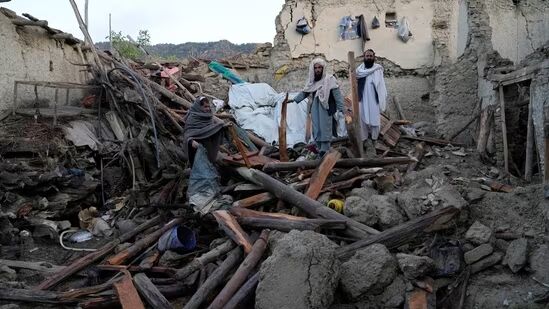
left=343, top=196, right=378, bottom=227
left=367, top=195, right=404, bottom=230
left=437, top=184, right=468, bottom=209
left=465, top=221, right=493, bottom=245
left=377, top=275, right=407, bottom=307
left=396, top=253, right=435, bottom=279
left=464, top=244, right=494, bottom=265
left=56, top=220, right=72, bottom=231
left=503, top=238, right=527, bottom=273
left=471, top=252, right=503, bottom=274
left=158, top=250, right=185, bottom=268
left=340, top=244, right=398, bottom=300
left=350, top=187, right=378, bottom=202
left=466, top=188, right=486, bottom=203
left=256, top=230, right=340, bottom=309
left=0, top=265, right=16, bottom=282
left=494, top=239, right=509, bottom=252
left=530, top=245, right=549, bottom=282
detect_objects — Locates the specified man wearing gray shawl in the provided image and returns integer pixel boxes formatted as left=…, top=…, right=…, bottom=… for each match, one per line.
left=288, top=58, right=344, bottom=157
left=356, top=49, right=387, bottom=157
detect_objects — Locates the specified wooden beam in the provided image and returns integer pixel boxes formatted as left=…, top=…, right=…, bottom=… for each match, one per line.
left=105, top=218, right=183, bottom=265
left=236, top=168, right=379, bottom=238
left=223, top=272, right=260, bottom=309
left=133, top=273, right=173, bottom=309
left=236, top=217, right=346, bottom=232
left=212, top=211, right=253, bottom=254
left=337, top=206, right=459, bottom=260
left=499, top=85, right=510, bottom=175
left=393, top=96, right=407, bottom=120
left=305, top=149, right=341, bottom=199
left=182, top=248, right=243, bottom=309
left=263, top=156, right=413, bottom=173
left=401, top=135, right=464, bottom=147
left=207, top=230, right=269, bottom=309
left=175, top=240, right=235, bottom=280
left=114, top=272, right=145, bottom=309
left=278, top=93, right=289, bottom=162
left=525, top=91, right=534, bottom=182
left=232, top=192, right=276, bottom=208
left=228, top=126, right=252, bottom=168
left=348, top=51, right=365, bottom=158
left=37, top=216, right=163, bottom=290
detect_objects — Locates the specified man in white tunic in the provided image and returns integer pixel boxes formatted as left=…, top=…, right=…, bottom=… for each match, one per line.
left=356, top=49, right=387, bottom=157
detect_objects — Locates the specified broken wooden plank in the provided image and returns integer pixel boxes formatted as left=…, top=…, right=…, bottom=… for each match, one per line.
left=498, top=85, right=510, bottom=175
left=114, top=272, right=145, bottom=309
left=212, top=210, right=253, bottom=254
left=401, top=135, right=463, bottom=146
left=37, top=215, right=163, bottom=290
left=228, top=125, right=252, bottom=168
left=0, top=287, right=74, bottom=304
left=278, top=93, right=289, bottom=162
left=337, top=206, right=460, bottom=260
left=236, top=168, right=379, bottom=238
left=232, top=192, right=276, bottom=208
left=305, top=149, right=341, bottom=199
left=208, top=230, right=269, bottom=309
left=133, top=273, right=173, bottom=309
left=262, top=156, right=413, bottom=173
left=0, top=259, right=64, bottom=273
left=105, top=218, right=183, bottom=265
left=182, top=247, right=243, bottom=309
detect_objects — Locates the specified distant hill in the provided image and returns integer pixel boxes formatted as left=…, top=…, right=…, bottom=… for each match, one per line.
left=95, top=40, right=259, bottom=60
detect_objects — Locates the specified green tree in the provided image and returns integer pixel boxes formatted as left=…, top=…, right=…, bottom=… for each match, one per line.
left=137, top=30, right=150, bottom=47
left=107, top=29, right=150, bottom=60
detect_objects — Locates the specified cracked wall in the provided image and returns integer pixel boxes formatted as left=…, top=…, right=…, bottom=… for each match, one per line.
left=265, top=0, right=548, bottom=140
left=486, top=0, right=549, bottom=65
left=0, top=8, right=90, bottom=111
left=279, top=0, right=440, bottom=69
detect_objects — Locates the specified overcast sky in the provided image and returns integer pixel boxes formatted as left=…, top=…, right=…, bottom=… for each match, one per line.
left=4, top=0, right=285, bottom=44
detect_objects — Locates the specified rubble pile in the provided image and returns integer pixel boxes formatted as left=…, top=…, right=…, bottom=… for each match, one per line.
left=0, top=9, right=548, bottom=309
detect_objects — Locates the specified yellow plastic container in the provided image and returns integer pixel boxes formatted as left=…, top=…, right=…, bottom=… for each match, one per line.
left=327, top=199, right=344, bottom=213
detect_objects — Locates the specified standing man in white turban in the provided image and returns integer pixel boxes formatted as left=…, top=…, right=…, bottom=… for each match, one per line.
left=288, top=58, right=344, bottom=157
left=356, top=49, right=387, bottom=157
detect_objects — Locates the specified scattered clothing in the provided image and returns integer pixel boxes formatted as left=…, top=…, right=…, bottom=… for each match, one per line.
left=356, top=14, right=370, bottom=42
left=339, top=16, right=360, bottom=40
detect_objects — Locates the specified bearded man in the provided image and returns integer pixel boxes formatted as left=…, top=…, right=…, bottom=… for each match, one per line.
left=356, top=49, right=387, bottom=157
left=288, top=58, right=344, bottom=157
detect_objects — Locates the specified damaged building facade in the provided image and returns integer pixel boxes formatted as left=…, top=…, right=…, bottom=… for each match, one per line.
left=0, top=8, right=91, bottom=112
left=241, top=0, right=549, bottom=177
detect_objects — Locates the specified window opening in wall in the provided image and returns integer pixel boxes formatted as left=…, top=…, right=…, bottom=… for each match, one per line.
left=502, top=80, right=538, bottom=178
left=385, top=12, right=397, bottom=28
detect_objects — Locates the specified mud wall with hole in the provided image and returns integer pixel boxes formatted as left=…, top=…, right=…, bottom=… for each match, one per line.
left=0, top=8, right=90, bottom=112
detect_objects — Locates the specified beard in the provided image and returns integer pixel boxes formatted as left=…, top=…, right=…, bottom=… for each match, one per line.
left=314, top=73, right=322, bottom=81
left=364, top=59, right=374, bottom=68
